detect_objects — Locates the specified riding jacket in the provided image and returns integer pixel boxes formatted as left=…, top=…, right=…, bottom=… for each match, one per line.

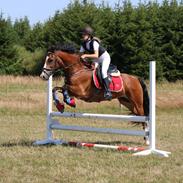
left=80, top=39, right=106, bottom=57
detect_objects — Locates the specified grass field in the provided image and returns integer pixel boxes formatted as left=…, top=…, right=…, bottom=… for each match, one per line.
left=0, top=76, right=183, bottom=183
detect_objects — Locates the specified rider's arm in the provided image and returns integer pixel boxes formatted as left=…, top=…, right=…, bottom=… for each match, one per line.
left=81, top=41, right=99, bottom=59
left=82, top=51, right=99, bottom=59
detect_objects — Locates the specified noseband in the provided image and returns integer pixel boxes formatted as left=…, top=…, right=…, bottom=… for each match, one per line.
left=42, top=68, right=53, bottom=77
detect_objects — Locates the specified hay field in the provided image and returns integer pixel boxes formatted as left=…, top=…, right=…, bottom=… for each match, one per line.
left=0, top=76, right=183, bottom=183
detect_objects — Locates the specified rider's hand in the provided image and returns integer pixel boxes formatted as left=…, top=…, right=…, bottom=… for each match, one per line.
left=81, top=54, right=86, bottom=60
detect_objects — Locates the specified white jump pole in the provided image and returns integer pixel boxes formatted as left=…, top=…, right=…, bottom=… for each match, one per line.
left=133, top=61, right=171, bottom=157
left=34, top=75, right=63, bottom=145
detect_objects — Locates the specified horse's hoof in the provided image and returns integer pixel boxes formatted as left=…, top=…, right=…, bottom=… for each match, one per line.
left=145, top=140, right=150, bottom=146
left=144, top=138, right=150, bottom=145
left=55, top=101, right=65, bottom=113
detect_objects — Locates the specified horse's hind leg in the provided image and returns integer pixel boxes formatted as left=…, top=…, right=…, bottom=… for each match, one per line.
left=118, top=94, right=144, bottom=116
left=123, top=80, right=150, bottom=145
left=118, top=95, right=149, bottom=144
left=129, top=95, right=149, bottom=145
left=129, top=93, right=149, bottom=145
left=124, top=77, right=144, bottom=116
left=118, top=96, right=133, bottom=113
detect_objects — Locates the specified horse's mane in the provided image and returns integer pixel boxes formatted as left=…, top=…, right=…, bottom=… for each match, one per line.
left=48, top=43, right=76, bottom=54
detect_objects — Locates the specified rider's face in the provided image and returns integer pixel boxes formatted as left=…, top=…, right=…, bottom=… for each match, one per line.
left=82, top=34, right=90, bottom=41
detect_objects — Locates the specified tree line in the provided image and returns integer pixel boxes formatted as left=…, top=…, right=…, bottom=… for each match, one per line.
left=0, top=0, right=182, bottom=81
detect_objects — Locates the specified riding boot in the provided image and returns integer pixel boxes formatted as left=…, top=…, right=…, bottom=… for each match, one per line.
left=103, top=77, right=112, bottom=100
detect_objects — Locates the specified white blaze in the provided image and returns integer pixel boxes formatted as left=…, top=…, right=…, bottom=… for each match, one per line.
left=43, top=56, right=49, bottom=69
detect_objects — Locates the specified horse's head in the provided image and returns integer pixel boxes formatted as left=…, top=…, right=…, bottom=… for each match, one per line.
left=40, top=43, right=82, bottom=80
left=40, top=51, right=64, bottom=80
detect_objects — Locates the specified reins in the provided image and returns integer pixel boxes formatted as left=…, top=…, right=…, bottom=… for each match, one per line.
left=62, top=57, right=90, bottom=77
left=43, top=51, right=92, bottom=78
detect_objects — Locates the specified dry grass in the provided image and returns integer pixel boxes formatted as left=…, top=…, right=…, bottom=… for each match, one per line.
left=156, top=81, right=183, bottom=108
left=0, top=76, right=183, bottom=183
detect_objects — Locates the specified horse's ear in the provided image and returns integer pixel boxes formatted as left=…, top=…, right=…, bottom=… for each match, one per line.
left=47, top=52, right=56, bottom=59
left=47, top=51, right=53, bottom=56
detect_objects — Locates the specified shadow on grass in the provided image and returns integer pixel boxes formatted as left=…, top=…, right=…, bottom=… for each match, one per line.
left=0, top=139, right=144, bottom=148
left=0, top=140, right=35, bottom=147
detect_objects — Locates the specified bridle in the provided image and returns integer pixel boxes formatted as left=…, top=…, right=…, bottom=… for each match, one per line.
left=63, top=60, right=81, bottom=70
left=42, top=53, right=84, bottom=76
left=41, top=68, right=53, bottom=77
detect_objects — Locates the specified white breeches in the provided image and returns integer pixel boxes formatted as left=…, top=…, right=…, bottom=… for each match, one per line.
left=93, top=51, right=111, bottom=79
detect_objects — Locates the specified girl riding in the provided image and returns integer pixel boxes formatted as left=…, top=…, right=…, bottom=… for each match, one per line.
left=80, top=26, right=112, bottom=100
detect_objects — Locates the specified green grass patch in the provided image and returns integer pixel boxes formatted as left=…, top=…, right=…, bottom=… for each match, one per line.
left=0, top=76, right=182, bottom=183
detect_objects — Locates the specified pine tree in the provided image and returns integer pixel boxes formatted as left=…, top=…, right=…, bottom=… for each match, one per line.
left=112, top=0, right=138, bottom=74
left=13, top=16, right=31, bottom=46
left=130, top=2, right=154, bottom=79
left=25, top=22, right=45, bottom=52
left=0, top=0, right=182, bottom=79
left=0, top=14, right=22, bottom=74
left=158, top=0, right=183, bottom=80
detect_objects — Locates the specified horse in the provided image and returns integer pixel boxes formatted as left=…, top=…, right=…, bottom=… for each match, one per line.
left=40, top=43, right=149, bottom=141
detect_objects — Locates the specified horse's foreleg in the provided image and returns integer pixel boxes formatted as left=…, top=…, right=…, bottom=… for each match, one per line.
left=52, top=86, right=65, bottom=113
left=52, top=86, right=63, bottom=94
left=52, top=85, right=76, bottom=112
left=58, top=85, right=76, bottom=108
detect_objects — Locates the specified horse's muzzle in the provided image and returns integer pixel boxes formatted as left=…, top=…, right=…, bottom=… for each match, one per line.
left=40, top=69, right=53, bottom=80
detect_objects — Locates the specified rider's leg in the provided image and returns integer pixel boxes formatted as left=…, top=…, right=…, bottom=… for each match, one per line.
left=103, top=77, right=112, bottom=100
left=101, top=53, right=112, bottom=100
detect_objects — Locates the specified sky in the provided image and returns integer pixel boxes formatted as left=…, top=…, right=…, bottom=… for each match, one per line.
left=0, top=0, right=150, bottom=25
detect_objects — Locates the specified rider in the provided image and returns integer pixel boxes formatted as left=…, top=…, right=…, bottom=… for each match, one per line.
left=80, top=26, right=112, bottom=100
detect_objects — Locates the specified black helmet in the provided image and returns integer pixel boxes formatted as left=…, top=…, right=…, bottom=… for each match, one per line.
left=81, top=26, right=94, bottom=36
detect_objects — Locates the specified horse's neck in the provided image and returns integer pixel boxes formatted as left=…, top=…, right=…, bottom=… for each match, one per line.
left=60, top=52, right=84, bottom=76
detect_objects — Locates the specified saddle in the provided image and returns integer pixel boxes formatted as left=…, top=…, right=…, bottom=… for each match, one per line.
left=93, top=64, right=123, bottom=92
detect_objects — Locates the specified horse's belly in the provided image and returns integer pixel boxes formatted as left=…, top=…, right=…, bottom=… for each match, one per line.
left=80, top=92, right=105, bottom=103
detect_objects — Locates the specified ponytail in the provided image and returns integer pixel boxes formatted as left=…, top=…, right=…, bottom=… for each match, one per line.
left=92, top=36, right=101, bottom=43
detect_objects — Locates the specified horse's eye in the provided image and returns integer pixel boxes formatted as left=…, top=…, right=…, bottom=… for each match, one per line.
left=47, top=59, right=53, bottom=63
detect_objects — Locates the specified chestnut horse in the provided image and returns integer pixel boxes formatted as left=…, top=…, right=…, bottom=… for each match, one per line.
left=40, top=44, right=149, bottom=128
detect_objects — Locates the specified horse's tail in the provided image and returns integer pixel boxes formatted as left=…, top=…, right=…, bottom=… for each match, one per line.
left=138, top=78, right=149, bottom=116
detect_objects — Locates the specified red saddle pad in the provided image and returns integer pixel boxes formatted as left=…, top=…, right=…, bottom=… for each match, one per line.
left=93, top=70, right=123, bottom=92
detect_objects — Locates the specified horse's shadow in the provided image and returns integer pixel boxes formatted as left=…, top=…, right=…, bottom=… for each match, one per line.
left=0, top=139, right=143, bottom=148
left=0, top=140, right=34, bottom=147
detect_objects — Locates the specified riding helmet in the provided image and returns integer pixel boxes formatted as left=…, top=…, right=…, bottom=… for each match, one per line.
left=81, top=26, right=94, bottom=36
